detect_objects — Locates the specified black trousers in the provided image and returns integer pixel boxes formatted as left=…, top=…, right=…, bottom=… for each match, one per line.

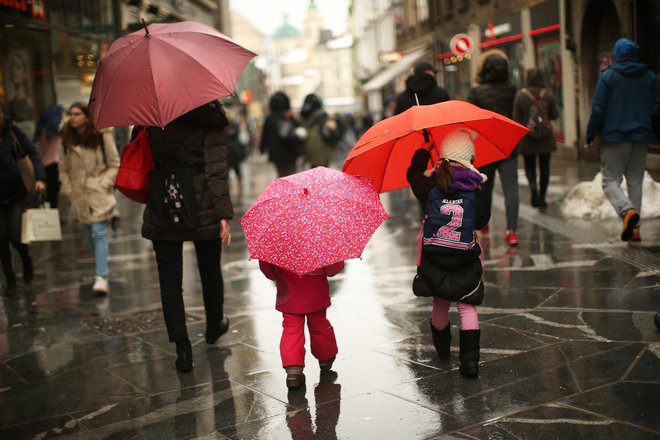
left=523, top=153, right=551, bottom=199
left=0, top=198, right=30, bottom=283
left=44, top=164, right=60, bottom=209
left=152, top=238, right=224, bottom=342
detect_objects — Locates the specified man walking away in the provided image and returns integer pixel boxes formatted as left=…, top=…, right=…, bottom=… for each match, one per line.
left=394, top=61, right=450, bottom=115
left=586, top=38, right=660, bottom=242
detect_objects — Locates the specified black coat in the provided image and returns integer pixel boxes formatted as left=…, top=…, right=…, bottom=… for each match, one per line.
left=406, top=149, right=491, bottom=305
left=394, top=73, right=450, bottom=115
left=141, top=102, right=232, bottom=242
left=260, top=92, right=300, bottom=166
left=0, top=123, right=46, bottom=203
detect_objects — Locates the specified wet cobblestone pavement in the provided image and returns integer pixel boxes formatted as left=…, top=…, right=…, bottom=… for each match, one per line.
left=1, top=154, right=659, bottom=439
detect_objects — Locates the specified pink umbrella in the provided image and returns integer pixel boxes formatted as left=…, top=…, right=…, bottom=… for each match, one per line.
left=240, top=167, right=389, bottom=275
left=89, top=21, right=256, bottom=129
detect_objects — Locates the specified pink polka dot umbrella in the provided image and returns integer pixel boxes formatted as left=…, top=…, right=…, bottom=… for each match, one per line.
left=240, top=167, right=389, bottom=275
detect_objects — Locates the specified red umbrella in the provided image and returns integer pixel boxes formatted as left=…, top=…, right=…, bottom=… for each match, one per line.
left=342, top=100, right=529, bottom=193
left=240, top=167, right=388, bottom=275
left=89, top=21, right=256, bottom=129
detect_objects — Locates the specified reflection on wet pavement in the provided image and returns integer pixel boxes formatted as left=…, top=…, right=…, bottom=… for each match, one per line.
left=1, top=155, right=658, bottom=439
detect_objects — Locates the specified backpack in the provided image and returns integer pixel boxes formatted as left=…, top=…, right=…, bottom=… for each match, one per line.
left=521, top=88, right=553, bottom=139
left=319, top=116, right=342, bottom=145
left=115, top=128, right=154, bottom=203
left=422, top=187, right=477, bottom=254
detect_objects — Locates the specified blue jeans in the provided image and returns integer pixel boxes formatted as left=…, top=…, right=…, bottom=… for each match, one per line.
left=83, top=221, right=109, bottom=277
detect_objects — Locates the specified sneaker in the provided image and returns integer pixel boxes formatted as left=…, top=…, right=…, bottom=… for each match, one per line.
left=631, top=228, right=640, bottom=242
left=504, top=230, right=518, bottom=246
left=92, top=275, right=109, bottom=294
left=285, top=366, right=305, bottom=389
left=621, top=209, right=639, bottom=241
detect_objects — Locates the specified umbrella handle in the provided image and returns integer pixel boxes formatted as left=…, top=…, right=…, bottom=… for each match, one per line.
left=422, top=128, right=430, bottom=144
left=142, top=18, right=150, bottom=36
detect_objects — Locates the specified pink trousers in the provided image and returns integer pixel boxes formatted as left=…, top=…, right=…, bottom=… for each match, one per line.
left=280, top=308, right=338, bottom=368
left=431, top=297, right=479, bottom=330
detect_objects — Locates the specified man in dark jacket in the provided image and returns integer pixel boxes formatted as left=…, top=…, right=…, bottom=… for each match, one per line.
left=394, top=60, right=450, bottom=115
left=586, top=38, right=659, bottom=242
left=467, top=50, right=519, bottom=246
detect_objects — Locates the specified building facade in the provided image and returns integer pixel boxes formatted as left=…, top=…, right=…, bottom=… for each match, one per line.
left=359, top=0, right=660, bottom=156
left=1, top=0, right=225, bottom=136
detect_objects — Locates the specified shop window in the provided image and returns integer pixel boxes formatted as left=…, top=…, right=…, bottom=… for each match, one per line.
left=443, top=0, right=454, bottom=19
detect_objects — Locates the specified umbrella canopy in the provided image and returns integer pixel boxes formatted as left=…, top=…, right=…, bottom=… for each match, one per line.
left=89, top=21, right=256, bottom=129
left=240, top=167, right=388, bottom=275
left=342, top=100, right=529, bottom=193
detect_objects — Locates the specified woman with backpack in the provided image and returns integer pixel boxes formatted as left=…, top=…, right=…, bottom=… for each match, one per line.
left=59, top=102, right=119, bottom=294
left=513, top=68, right=560, bottom=208
left=300, top=94, right=340, bottom=169
left=406, top=128, right=491, bottom=378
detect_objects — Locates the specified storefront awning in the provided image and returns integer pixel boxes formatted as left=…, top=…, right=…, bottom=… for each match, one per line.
left=361, top=49, right=429, bottom=92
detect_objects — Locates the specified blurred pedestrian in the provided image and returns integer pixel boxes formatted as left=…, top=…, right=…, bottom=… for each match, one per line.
left=586, top=38, right=660, bottom=242
left=34, top=104, right=64, bottom=208
left=467, top=49, right=519, bottom=246
left=300, top=93, right=341, bottom=168
left=513, top=68, right=560, bottom=208
left=0, top=109, right=46, bottom=297
left=260, top=91, right=302, bottom=177
left=141, top=101, right=232, bottom=373
left=259, top=260, right=344, bottom=389
left=407, top=128, right=491, bottom=378
left=59, top=102, right=119, bottom=294
left=394, top=60, right=449, bottom=115
left=224, top=107, right=248, bottom=195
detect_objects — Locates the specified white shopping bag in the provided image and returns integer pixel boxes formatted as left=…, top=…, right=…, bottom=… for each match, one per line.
left=21, top=205, right=62, bottom=244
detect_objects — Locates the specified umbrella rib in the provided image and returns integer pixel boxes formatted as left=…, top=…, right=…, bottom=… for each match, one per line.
left=155, top=36, right=242, bottom=95
left=94, top=38, right=145, bottom=127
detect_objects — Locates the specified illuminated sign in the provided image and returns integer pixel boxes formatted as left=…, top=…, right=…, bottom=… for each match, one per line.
left=0, top=0, right=46, bottom=19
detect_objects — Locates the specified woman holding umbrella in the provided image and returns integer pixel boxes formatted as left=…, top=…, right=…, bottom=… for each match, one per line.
left=141, top=100, right=232, bottom=373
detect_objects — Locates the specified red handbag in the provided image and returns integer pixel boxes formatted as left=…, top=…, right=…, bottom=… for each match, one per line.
left=115, top=128, right=154, bottom=203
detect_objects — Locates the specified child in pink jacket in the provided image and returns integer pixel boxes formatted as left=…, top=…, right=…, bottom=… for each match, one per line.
left=259, top=260, right=344, bottom=389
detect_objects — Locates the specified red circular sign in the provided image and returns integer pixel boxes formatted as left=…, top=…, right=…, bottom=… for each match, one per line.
left=450, top=34, right=474, bottom=56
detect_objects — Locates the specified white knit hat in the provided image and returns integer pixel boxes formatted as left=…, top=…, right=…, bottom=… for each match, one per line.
left=440, top=127, right=487, bottom=182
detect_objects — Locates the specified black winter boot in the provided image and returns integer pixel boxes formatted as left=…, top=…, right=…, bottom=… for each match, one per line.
left=175, top=340, right=193, bottom=373
left=459, top=329, right=480, bottom=379
left=430, top=320, right=451, bottom=359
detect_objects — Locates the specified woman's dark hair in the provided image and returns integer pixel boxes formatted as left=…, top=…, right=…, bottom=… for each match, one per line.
left=61, top=102, right=99, bottom=149
left=524, top=68, right=545, bottom=88
left=434, top=159, right=454, bottom=195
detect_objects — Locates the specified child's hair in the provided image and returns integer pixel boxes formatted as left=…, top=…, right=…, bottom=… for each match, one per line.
left=434, top=159, right=455, bottom=195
